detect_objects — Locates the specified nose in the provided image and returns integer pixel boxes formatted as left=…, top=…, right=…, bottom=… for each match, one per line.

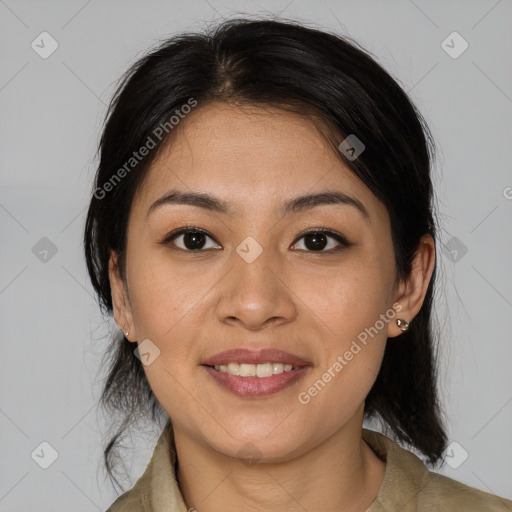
left=215, top=244, right=298, bottom=331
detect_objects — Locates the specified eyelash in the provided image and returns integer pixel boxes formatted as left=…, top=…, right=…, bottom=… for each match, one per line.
left=160, top=226, right=352, bottom=253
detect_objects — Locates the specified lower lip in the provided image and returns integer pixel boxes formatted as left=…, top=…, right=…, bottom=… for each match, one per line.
left=201, top=365, right=310, bottom=397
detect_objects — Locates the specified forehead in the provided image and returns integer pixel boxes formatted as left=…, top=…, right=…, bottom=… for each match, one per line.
left=133, top=102, right=385, bottom=221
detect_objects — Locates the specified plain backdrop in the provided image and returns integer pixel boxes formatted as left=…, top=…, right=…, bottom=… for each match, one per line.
left=0, top=0, right=511, bottom=510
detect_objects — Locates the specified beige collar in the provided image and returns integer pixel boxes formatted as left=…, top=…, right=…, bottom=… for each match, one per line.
left=135, top=423, right=430, bottom=511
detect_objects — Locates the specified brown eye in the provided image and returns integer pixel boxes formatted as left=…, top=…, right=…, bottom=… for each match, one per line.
left=291, top=228, right=351, bottom=252
left=161, top=227, right=221, bottom=251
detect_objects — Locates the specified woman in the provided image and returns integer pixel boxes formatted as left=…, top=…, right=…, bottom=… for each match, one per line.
left=84, top=17, right=512, bottom=512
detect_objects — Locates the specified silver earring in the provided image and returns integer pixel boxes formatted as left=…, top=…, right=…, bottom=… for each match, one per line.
left=125, top=329, right=130, bottom=337
left=396, top=319, right=409, bottom=332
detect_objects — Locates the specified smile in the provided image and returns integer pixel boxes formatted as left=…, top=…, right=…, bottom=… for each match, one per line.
left=211, top=362, right=296, bottom=377
left=202, top=364, right=310, bottom=398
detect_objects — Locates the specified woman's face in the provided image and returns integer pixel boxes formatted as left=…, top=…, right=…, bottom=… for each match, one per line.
left=111, top=102, right=411, bottom=461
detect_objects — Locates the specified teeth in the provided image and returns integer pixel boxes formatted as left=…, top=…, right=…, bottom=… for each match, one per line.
left=213, top=362, right=295, bottom=377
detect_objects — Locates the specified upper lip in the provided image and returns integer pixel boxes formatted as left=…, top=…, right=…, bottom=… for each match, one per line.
left=201, top=349, right=311, bottom=367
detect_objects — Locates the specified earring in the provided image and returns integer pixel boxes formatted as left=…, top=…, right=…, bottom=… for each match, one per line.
left=125, top=329, right=130, bottom=337
left=396, top=319, right=409, bottom=332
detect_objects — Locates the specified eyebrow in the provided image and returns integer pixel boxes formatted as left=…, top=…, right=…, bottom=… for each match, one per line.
left=145, top=188, right=370, bottom=221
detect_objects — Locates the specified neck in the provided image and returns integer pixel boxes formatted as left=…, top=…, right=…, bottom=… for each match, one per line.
left=173, top=407, right=386, bottom=512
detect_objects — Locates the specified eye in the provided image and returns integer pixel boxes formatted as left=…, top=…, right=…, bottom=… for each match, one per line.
left=160, top=227, right=221, bottom=251
left=291, top=227, right=351, bottom=252
left=160, top=226, right=351, bottom=253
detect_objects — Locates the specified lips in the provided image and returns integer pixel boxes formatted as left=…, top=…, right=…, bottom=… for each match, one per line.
left=201, top=348, right=311, bottom=368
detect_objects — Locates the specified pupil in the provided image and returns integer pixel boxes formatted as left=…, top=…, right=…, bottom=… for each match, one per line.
left=304, top=233, right=327, bottom=251
left=184, top=232, right=205, bottom=250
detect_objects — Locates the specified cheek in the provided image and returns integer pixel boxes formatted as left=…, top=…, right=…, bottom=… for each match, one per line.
left=127, top=248, right=213, bottom=337
left=125, top=250, right=214, bottom=405
left=298, top=345, right=385, bottom=444
left=293, top=247, right=396, bottom=345
left=296, top=286, right=391, bottom=433
left=293, top=247, right=394, bottom=413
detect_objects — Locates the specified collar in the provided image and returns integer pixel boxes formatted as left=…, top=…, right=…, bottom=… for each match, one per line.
left=108, top=423, right=431, bottom=511
left=361, top=427, right=431, bottom=510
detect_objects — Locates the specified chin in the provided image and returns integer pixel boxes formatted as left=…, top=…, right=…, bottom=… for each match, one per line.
left=203, top=420, right=309, bottom=462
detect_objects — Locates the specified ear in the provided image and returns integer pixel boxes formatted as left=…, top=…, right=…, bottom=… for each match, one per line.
left=109, top=250, right=137, bottom=342
left=388, top=234, right=435, bottom=338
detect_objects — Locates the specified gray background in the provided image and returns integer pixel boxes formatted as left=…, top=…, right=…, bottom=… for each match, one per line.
left=1, top=0, right=511, bottom=510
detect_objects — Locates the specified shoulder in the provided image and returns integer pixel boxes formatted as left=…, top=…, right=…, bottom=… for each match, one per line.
left=104, top=422, right=184, bottom=512
left=362, top=428, right=512, bottom=511
left=417, top=470, right=512, bottom=510
left=103, top=436, right=160, bottom=512
left=105, top=493, right=144, bottom=512
left=104, top=475, right=153, bottom=512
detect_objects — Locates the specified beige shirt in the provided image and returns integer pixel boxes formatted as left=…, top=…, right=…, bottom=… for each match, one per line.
left=106, top=423, right=512, bottom=511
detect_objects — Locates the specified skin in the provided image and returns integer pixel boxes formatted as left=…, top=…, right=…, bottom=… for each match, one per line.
left=109, top=102, right=435, bottom=512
